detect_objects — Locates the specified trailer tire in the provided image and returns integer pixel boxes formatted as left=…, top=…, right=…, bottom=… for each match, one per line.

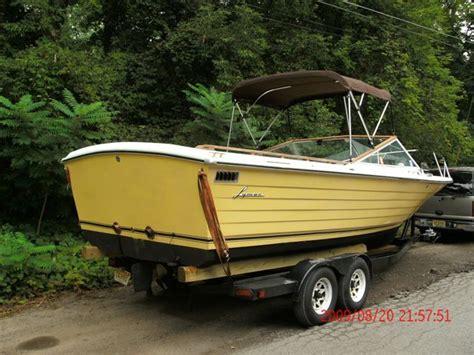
left=337, top=257, right=370, bottom=312
left=294, top=266, right=338, bottom=327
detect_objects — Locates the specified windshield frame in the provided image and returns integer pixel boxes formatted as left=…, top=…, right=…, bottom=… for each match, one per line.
left=265, top=135, right=396, bottom=162
left=357, top=138, right=420, bottom=168
left=197, top=135, right=400, bottom=165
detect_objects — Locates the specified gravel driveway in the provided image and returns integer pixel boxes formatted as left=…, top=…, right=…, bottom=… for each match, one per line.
left=1, top=239, right=473, bottom=354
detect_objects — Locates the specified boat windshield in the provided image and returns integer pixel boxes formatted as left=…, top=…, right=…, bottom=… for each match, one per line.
left=266, top=136, right=388, bottom=161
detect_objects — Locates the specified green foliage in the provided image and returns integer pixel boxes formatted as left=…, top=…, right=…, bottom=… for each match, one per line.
left=51, top=89, right=115, bottom=147
left=178, top=83, right=233, bottom=146
left=1, top=1, right=471, bottom=163
left=270, top=101, right=344, bottom=143
left=178, top=83, right=268, bottom=148
left=0, top=0, right=473, bottom=301
left=184, top=84, right=233, bottom=120
left=178, top=82, right=345, bottom=149
left=112, top=121, right=165, bottom=142
left=0, top=94, right=59, bottom=192
left=0, top=90, right=114, bottom=226
left=0, top=41, right=127, bottom=105
left=0, top=225, right=113, bottom=303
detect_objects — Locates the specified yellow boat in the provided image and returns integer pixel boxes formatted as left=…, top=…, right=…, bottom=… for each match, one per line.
left=63, top=71, right=451, bottom=268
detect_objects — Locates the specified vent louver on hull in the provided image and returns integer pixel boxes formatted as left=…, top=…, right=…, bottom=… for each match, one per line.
left=215, top=171, right=239, bottom=183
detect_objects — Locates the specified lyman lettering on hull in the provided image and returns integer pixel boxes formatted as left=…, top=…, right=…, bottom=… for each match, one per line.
left=233, top=186, right=265, bottom=198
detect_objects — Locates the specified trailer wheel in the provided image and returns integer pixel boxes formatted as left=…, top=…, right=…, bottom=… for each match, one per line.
left=294, top=267, right=338, bottom=327
left=337, top=257, right=370, bottom=311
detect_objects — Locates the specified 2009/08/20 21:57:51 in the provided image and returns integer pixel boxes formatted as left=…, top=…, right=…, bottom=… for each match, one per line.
left=322, top=308, right=452, bottom=323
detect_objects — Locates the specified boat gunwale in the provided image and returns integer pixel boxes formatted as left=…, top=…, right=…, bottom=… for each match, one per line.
left=61, top=148, right=206, bottom=163
left=62, top=134, right=395, bottom=166
left=63, top=148, right=450, bottom=184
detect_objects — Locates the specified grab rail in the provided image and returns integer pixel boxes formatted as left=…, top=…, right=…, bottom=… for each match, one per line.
left=432, top=152, right=451, bottom=179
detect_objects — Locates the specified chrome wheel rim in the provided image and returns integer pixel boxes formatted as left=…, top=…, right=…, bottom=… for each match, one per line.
left=350, top=269, right=366, bottom=303
left=311, top=277, right=333, bottom=315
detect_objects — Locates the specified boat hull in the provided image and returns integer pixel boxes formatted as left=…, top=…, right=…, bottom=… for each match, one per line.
left=83, top=227, right=398, bottom=266
left=65, top=150, right=443, bottom=266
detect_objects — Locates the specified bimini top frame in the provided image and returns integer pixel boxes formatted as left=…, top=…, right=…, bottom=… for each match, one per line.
left=228, top=70, right=391, bottom=156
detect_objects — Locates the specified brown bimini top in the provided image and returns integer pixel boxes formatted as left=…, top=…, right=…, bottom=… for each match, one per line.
left=232, top=70, right=391, bottom=109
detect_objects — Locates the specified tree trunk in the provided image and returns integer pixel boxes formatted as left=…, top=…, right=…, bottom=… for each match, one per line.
left=102, top=0, right=126, bottom=53
left=0, top=0, right=11, bottom=23
left=36, top=189, right=49, bottom=236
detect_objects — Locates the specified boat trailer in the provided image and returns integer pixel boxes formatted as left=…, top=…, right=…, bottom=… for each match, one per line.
left=177, top=220, right=413, bottom=327
left=164, top=236, right=411, bottom=327
left=230, top=239, right=411, bottom=302
left=209, top=237, right=411, bottom=326
left=84, top=219, right=414, bottom=327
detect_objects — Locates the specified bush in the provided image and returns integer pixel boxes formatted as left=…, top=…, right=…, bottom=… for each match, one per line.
left=176, top=83, right=262, bottom=148
left=0, top=225, right=113, bottom=304
left=0, top=90, right=115, bottom=232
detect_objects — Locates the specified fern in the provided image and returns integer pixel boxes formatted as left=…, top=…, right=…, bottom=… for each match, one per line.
left=0, top=91, right=115, bottom=238
left=51, top=89, right=114, bottom=147
left=0, top=227, right=54, bottom=270
left=28, top=255, right=55, bottom=272
left=62, top=89, right=79, bottom=108
left=50, top=99, right=74, bottom=117
left=0, top=225, right=113, bottom=303
left=30, top=244, right=56, bottom=254
left=0, top=96, right=13, bottom=108
left=181, top=83, right=233, bottom=145
left=181, top=83, right=261, bottom=148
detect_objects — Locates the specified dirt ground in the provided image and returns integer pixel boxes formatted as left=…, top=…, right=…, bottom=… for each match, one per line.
left=1, top=235, right=473, bottom=354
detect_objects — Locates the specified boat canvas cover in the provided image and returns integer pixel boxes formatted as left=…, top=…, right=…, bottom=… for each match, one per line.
left=232, top=70, right=391, bottom=109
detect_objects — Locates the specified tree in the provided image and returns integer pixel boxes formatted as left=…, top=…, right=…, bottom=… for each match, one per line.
left=0, top=0, right=472, bottom=231
left=0, top=41, right=127, bottom=106
left=0, top=95, right=60, bottom=233
left=51, top=89, right=114, bottom=148
left=178, top=83, right=234, bottom=147
left=0, top=90, right=114, bottom=233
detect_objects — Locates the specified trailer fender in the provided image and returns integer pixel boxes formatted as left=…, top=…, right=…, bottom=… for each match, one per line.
left=290, top=255, right=368, bottom=299
left=358, top=254, right=373, bottom=279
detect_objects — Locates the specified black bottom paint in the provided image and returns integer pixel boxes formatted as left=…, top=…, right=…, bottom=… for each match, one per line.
left=83, top=228, right=398, bottom=267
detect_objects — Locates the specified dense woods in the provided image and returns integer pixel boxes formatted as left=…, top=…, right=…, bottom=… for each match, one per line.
left=0, top=1, right=472, bottom=301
